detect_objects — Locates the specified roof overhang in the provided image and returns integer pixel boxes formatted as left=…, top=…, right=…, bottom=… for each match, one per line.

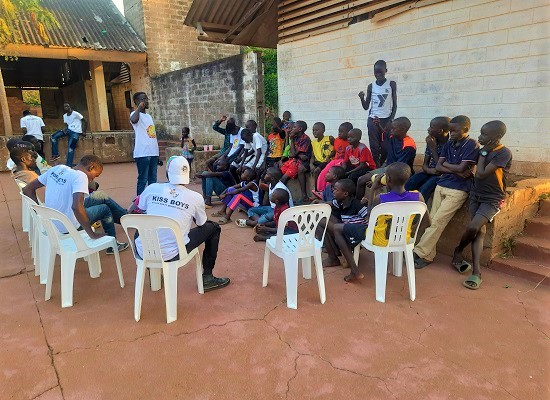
left=0, top=44, right=146, bottom=63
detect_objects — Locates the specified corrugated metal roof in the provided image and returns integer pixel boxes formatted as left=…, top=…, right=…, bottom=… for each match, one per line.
left=12, top=0, right=146, bottom=53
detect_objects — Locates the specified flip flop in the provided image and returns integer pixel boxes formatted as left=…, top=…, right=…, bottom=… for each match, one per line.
left=463, top=275, right=482, bottom=290
left=235, top=219, right=248, bottom=227
left=211, top=211, right=225, bottom=217
left=452, top=260, right=472, bottom=274
left=218, top=217, right=230, bottom=225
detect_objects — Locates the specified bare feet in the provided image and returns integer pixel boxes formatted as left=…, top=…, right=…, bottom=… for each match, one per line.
left=323, top=257, right=341, bottom=267
left=344, top=272, right=364, bottom=282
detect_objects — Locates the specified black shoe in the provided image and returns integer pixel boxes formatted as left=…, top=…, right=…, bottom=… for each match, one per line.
left=203, top=275, right=230, bottom=292
left=106, top=242, right=129, bottom=255
left=414, top=256, right=431, bottom=270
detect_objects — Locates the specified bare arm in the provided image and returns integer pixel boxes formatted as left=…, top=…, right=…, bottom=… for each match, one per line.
left=358, top=84, right=372, bottom=111
left=435, top=157, right=453, bottom=174
left=389, top=81, right=397, bottom=121
left=22, top=179, right=44, bottom=204
left=130, top=102, right=146, bottom=124
left=475, top=156, right=499, bottom=180
left=442, top=160, right=473, bottom=173
left=72, top=193, right=103, bottom=239
left=81, top=118, right=87, bottom=134
left=421, top=155, right=437, bottom=175
left=22, top=127, right=28, bottom=135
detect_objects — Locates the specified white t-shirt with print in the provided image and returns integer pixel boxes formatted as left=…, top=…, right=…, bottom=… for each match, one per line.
left=38, top=165, right=89, bottom=232
left=244, top=132, right=268, bottom=168
left=269, top=181, right=293, bottom=208
left=20, top=115, right=45, bottom=140
left=135, top=183, right=207, bottom=261
left=227, top=127, right=244, bottom=157
left=131, top=111, right=159, bottom=158
left=63, top=111, right=84, bottom=133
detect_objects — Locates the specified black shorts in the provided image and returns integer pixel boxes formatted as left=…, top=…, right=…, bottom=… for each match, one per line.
left=266, top=157, right=281, bottom=168
left=342, top=223, right=368, bottom=246
left=312, top=161, right=328, bottom=170
left=469, top=196, right=502, bottom=222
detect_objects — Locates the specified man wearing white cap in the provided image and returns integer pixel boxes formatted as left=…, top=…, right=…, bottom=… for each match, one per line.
left=135, top=156, right=230, bottom=291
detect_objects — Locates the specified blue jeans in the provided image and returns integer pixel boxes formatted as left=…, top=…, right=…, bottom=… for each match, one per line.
left=405, top=172, right=440, bottom=201
left=135, top=156, right=159, bottom=195
left=202, top=176, right=228, bottom=197
left=247, top=205, right=274, bottom=224
left=84, top=192, right=128, bottom=238
left=51, top=129, right=80, bottom=166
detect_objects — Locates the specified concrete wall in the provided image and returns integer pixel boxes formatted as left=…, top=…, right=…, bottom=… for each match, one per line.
left=150, top=52, right=264, bottom=146
left=123, top=0, right=240, bottom=77
left=278, top=0, right=550, bottom=177
left=111, top=83, right=133, bottom=130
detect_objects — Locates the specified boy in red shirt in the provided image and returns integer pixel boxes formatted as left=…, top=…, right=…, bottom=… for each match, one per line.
left=280, top=121, right=312, bottom=203
left=253, top=188, right=297, bottom=241
left=341, top=128, right=376, bottom=183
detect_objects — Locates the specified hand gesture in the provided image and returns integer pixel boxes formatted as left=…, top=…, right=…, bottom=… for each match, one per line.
left=425, top=135, right=436, bottom=147
left=373, top=116, right=380, bottom=125
left=220, top=115, right=227, bottom=122
left=481, top=139, right=499, bottom=154
left=358, top=91, right=365, bottom=98
left=138, top=101, right=146, bottom=111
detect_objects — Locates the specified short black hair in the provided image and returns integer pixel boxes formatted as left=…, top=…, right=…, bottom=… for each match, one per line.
left=336, top=178, right=356, bottom=197
left=386, top=162, right=411, bottom=186
left=22, top=110, right=31, bottom=116
left=79, top=155, right=103, bottom=167
left=246, top=120, right=258, bottom=131
left=482, top=120, right=507, bottom=139
left=450, top=115, right=471, bottom=130
left=273, top=117, right=282, bottom=126
left=22, top=134, right=38, bottom=144
left=374, top=60, right=387, bottom=68
left=6, top=137, right=23, bottom=151
left=393, top=117, right=411, bottom=131
left=133, top=91, right=146, bottom=104
left=431, top=116, right=451, bottom=132
left=339, top=122, right=353, bottom=133
left=272, top=188, right=289, bottom=204
left=241, top=128, right=252, bottom=138
left=9, top=147, right=32, bottom=165
left=313, top=121, right=325, bottom=131
left=182, top=127, right=190, bottom=133
left=348, top=128, right=362, bottom=139
left=267, top=167, right=282, bottom=181
left=329, top=166, right=346, bottom=180
left=283, top=110, right=291, bottom=116
left=295, top=120, right=307, bottom=132
left=242, top=166, right=256, bottom=180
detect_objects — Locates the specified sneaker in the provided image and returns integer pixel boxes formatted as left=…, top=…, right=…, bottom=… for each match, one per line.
left=106, top=242, right=130, bottom=255
left=414, top=254, right=431, bottom=270
left=50, top=155, right=60, bottom=162
left=202, top=275, right=230, bottom=292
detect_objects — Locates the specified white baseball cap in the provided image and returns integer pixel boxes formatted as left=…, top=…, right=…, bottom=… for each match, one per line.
left=167, top=156, right=190, bottom=185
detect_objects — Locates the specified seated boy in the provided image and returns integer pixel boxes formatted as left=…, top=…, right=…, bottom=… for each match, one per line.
left=316, top=122, right=353, bottom=192
left=334, top=162, right=429, bottom=282
left=405, top=117, right=450, bottom=201
left=312, top=166, right=346, bottom=202
left=451, top=121, right=511, bottom=290
left=341, top=128, right=376, bottom=183
left=356, top=117, right=416, bottom=200
left=241, top=120, right=268, bottom=171
left=323, top=179, right=368, bottom=269
left=197, top=157, right=235, bottom=208
left=10, top=146, right=39, bottom=184
left=265, top=117, right=286, bottom=169
left=414, top=115, right=480, bottom=269
left=253, top=188, right=298, bottom=242
left=280, top=121, right=312, bottom=203
left=311, top=122, right=334, bottom=190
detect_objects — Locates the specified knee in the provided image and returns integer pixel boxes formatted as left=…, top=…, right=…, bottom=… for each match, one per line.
left=465, top=225, right=479, bottom=237
left=357, top=175, right=367, bottom=186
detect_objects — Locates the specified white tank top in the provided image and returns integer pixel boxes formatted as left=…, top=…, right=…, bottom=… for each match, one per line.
left=369, top=79, right=393, bottom=118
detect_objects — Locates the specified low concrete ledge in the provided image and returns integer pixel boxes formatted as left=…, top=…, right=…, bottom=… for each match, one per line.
left=164, top=147, right=218, bottom=174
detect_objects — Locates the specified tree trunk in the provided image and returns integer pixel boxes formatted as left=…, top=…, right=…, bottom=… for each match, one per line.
left=0, top=66, right=13, bottom=136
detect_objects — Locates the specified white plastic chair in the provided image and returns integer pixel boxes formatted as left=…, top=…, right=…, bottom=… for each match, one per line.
left=352, top=201, right=427, bottom=303
left=262, top=204, right=331, bottom=309
left=32, top=205, right=125, bottom=307
left=120, top=214, right=204, bottom=324
left=15, top=179, right=31, bottom=238
left=20, top=194, right=44, bottom=279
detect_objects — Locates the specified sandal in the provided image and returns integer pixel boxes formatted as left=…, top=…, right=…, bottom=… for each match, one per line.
left=452, top=260, right=472, bottom=274
left=235, top=219, right=248, bottom=227
left=218, top=216, right=230, bottom=225
left=463, top=274, right=482, bottom=290
left=211, top=211, right=225, bottom=217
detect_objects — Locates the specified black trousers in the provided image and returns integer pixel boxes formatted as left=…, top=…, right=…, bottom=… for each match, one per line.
left=367, top=117, right=391, bottom=168
left=35, top=140, right=45, bottom=159
left=347, top=166, right=372, bottom=184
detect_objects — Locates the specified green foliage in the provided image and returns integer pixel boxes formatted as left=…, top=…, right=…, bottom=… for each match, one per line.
left=22, top=89, right=40, bottom=106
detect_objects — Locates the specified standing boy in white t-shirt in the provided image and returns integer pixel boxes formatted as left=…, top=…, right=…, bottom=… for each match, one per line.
left=20, top=110, right=46, bottom=157
left=358, top=60, right=397, bottom=168
left=130, top=92, right=159, bottom=195
left=51, top=103, right=87, bottom=167
left=135, top=156, right=230, bottom=292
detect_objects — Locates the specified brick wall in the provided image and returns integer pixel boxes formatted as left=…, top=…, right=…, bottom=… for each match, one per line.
left=278, top=0, right=550, bottom=177
left=124, top=0, right=241, bottom=77
left=150, top=52, right=263, bottom=146
left=111, top=83, right=133, bottom=130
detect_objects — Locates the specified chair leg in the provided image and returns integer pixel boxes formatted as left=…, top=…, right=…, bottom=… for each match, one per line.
left=112, top=245, right=125, bottom=288
left=392, top=252, right=403, bottom=277
left=39, top=235, right=50, bottom=284
left=404, top=249, right=416, bottom=301
left=374, top=250, right=389, bottom=303
left=86, top=253, right=101, bottom=278
left=134, top=262, right=146, bottom=322
left=60, top=254, right=77, bottom=308
left=195, top=252, right=204, bottom=294
left=163, top=264, right=179, bottom=324
left=313, top=250, right=326, bottom=304
left=283, top=255, right=299, bottom=310
left=301, top=256, right=312, bottom=279
left=33, top=225, right=40, bottom=276
left=262, top=246, right=270, bottom=287
left=150, top=269, right=162, bottom=291
left=353, top=245, right=360, bottom=266
left=44, top=252, right=57, bottom=301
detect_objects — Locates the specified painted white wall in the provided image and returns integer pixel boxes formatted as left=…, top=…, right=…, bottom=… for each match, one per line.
left=278, top=0, right=550, bottom=169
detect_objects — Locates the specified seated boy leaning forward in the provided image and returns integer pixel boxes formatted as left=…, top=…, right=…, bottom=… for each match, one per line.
left=280, top=121, right=312, bottom=203
left=405, top=116, right=450, bottom=201
left=311, top=122, right=334, bottom=190
left=452, top=121, right=511, bottom=290
left=322, top=179, right=368, bottom=272
left=10, top=146, right=39, bottom=184
left=135, top=156, right=230, bottom=292
left=334, top=162, right=430, bottom=282
left=23, top=155, right=129, bottom=254
left=240, top=120, right=268, bottom=172
left=341, top=128, right=376, bottom=183
left=414, top=115, right=480, bottom=269
left=253, top=188, right=298, bottom=242
left=356, top=116, right=416, bottom=200
left=237, top=166, right=293, bottom=228
left=312, top=165, right=346, bottom=202
left=197, top=156, right=235, bottom=208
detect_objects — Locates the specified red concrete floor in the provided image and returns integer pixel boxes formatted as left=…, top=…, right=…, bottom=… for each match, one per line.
left=0, top=163, right=548, bottom=400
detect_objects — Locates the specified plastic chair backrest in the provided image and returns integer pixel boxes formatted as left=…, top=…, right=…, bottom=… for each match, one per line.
left=275, top=204, right=331, bottom=252
left=31, top=205, right=90, bottom=252
left=120, top=214, right=190, bottom=263
left=14, top=178, right=26, bottom=190
left=365, top=201, right=427, bottom=248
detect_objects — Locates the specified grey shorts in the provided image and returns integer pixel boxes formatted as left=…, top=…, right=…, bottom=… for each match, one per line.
left=469, top=197, right=502, bottom=222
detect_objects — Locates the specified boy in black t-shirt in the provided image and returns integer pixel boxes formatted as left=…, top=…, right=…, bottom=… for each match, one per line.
left=451, top=120, right=512, bottom=290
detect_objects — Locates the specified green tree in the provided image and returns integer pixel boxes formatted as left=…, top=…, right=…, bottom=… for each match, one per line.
left=0, top=0, right=59, bottom=135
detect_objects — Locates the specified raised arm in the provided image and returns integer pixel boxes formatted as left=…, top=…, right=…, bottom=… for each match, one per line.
left=358, top=84, right=372, bottom=111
